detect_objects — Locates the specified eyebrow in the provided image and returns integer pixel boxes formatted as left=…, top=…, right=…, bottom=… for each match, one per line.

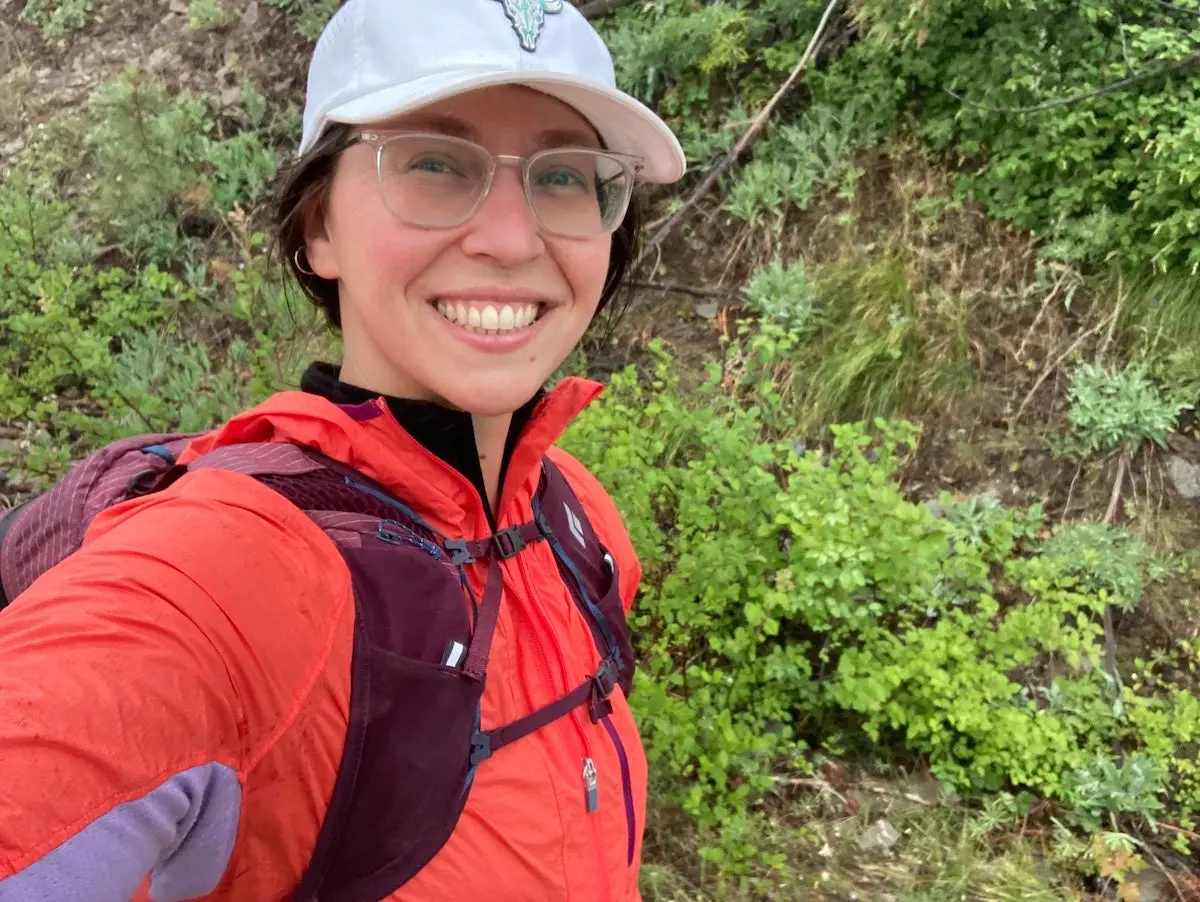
left=389, top=114, right=603, bottom=150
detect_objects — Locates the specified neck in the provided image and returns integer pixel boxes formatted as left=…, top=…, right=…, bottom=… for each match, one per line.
left=472, top=413, right=513, bottom=516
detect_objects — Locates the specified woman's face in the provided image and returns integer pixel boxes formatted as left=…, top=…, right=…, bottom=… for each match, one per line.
left=304, top=85, right=613, bottom=416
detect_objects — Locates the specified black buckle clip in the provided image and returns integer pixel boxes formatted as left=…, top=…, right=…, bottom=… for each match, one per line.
left=587, top=658, right=618, bottom=722
left=444, top=539, right=475, bottom=566
left=491, top=526, right=526, bottom=560
left=592, top=658, right=617, bottom=699
left=469, top=731, right=491, bottom=767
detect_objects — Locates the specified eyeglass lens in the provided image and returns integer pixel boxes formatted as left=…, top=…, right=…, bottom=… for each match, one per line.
left=375, top=135, right=632, bottom=237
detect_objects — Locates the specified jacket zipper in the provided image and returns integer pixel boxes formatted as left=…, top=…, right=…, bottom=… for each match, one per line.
left=600, top=715, right=636, bottom=866
left=515, top=551, right=615, bottom=902
left=546, top=532, right=636, bottom=868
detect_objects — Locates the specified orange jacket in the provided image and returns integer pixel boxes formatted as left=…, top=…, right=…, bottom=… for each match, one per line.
left=0, top=377, right=646, bottom=901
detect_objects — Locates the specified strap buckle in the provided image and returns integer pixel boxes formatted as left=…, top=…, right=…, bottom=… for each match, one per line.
left=469, top=731, right=492, bottom=767
left=444, top=539, right=475, bottom=566
left=491, top=526, right=527, bottom=560
left=587, top=658, right=618, bottom=722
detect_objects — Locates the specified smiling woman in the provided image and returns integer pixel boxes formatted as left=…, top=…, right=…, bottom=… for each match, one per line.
left=0, top=1, right=685, bottom=900
left=304, top=87, right=622, bottom=422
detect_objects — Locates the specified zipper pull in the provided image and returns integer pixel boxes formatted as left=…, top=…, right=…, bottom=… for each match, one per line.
left=583, top=757, right=599, bottom=813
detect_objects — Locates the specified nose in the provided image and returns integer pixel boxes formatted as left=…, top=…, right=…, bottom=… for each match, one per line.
left=458, top=164, right=546, bottom=266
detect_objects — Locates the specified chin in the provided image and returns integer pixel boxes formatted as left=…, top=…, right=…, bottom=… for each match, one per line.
left=435, top=379, right=547, bottom=418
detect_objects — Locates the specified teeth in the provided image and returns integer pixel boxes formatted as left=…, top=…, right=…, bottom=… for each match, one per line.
left=435, top=301, right=541, bottom=332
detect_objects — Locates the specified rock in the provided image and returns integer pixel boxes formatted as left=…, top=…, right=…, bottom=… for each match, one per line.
left=1167, top=455, right=1200, bottom=499
left=220, top=86, right=243, bottom=107
left=693, top=301, right=719, bottom=320
left=168, top=0, right=188, bottom=12
left=147, top=47, right=176, bottom=73
left=240, top=0, right=259, bottom=29
left=856, top=819, right=900, bottom=855
left=1127, top=868, right=1167, bottom=902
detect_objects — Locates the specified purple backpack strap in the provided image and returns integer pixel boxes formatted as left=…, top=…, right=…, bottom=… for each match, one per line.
left=0, top=432, right=202, bottom=605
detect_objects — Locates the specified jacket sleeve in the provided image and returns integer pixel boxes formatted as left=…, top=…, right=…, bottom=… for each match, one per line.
left=0, top=468, right=352, bottom=902
left=546, top=447, right=644, bottom=614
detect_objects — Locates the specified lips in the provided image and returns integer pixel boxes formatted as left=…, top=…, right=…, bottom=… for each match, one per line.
left=434, top=301, right=542, bottom=334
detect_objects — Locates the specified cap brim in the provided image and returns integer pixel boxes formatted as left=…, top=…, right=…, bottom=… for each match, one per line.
left=322, top=68, right=686, bottom=184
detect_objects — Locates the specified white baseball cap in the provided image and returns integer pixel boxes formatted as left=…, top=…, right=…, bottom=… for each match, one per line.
left=299, top=0, right=687, bottom=184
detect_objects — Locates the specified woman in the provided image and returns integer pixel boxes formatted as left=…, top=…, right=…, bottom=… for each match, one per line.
left=0, top=0, right=685, bottom=899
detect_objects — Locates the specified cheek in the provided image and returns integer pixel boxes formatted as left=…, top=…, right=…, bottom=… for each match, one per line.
left=555, top=238, right=613, bottom=312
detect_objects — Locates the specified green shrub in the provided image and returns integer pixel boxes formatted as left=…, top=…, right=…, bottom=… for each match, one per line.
left=742, top=256, right=815, bottom=331
left=563, top=341, right=1199, bottom=869
left=1065, top=362, right=1186, bottom=457
left=187, top=0, right=233, bottom=30
left=19, top=0, right=92, bottom=36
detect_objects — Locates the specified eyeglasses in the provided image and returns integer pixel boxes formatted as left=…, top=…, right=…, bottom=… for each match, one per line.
left=353, top=131, right=642, bottom=238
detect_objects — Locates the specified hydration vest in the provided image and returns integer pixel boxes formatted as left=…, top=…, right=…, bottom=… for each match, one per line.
left=0, top=431, right=636, bottom=901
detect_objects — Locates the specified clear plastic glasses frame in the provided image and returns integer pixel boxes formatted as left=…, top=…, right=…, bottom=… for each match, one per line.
left=354, top=130, right=643, bottom=237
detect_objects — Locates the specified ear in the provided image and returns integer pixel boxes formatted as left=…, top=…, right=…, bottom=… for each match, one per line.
left=302, top=194, right=339, bottom=281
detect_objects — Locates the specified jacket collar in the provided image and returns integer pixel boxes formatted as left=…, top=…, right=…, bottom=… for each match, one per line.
left=178, top=375, right=603, bottom=537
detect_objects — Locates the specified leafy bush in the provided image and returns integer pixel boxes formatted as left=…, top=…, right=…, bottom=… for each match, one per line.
left=844, top=0, right=1200, bottom=272
left=1061, top=753, right=1167, bottom=832
left=563, top=342, right=1199, bottom=866
left=742, top=256, right=816, bottom=331
left=562, top=342, right=1200, bottom=868
left=187, top=0, right=233, bottom=31
left=19, top=0, right=92, bottom=37
left=1065, top=362, right=1186, bottom=456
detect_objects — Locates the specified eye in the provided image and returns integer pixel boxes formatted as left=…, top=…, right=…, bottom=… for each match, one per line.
left=407, top=155, right=465, bottom=176
left=535, top=167, right=589, bottom=190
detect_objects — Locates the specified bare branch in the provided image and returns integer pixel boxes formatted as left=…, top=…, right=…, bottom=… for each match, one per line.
left=634, top=0, right=842, bottom=270
left=946, top=46, right=1200, bottom=115
left=1156, top=0, right=1200, bottom=17
left=1118, top=12, right=1134, bottom=74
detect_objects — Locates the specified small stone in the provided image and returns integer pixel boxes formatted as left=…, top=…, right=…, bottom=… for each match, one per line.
left=693, top=301, right=719, bottom=320
left=147, top=47, right=175, bottom=72
left=1167, top=455, right=1200, bottom=499
left=240, top=0, right=259, bottom=29
left=1128, top=868, right=1167, bottom=902
left=168, top=0, right=188, bottom=12
left=857, top=819, right=901, bottom=855
left=220, top=86, right=242, bottom=107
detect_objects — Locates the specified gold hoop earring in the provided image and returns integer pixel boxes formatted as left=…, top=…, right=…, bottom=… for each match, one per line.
left=293, top=247, right=316, bottom=277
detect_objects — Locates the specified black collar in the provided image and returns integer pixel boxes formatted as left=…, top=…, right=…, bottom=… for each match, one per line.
left=299, top=362, right=543, bottom=527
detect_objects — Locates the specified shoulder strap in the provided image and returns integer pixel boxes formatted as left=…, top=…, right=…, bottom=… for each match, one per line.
left=0, top=501, right=33, bottom=610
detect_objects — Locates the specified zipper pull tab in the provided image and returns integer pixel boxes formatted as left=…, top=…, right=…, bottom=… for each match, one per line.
left=583, top=757, right=599, bottom=813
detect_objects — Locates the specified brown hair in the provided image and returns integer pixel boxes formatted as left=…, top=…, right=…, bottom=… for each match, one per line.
left=271, top=124, right=644, bottom=332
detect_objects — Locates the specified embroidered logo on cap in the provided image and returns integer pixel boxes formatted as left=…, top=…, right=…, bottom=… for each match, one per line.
left=493, top=0, right=563, bottom=52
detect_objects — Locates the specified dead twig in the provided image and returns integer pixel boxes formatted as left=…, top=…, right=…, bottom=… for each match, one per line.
left=772, top=774, right=848, bottom=804
left=1104, top=449, right=1128, bottom=525
left=634, top=0, right=841, bottom=271
left=1010, top=313, right=1113, bottom=427
left=1015, top=267, right=1072, bottom=362
left=1059, top=460, right=1085, bottom=526
left=1156, top=820, right=1200, bottom=844
left=1100, top=448, right=1129, bottom=698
